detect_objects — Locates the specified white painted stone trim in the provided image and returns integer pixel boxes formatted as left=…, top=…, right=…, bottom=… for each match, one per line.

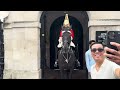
left=88, top=19, right=120, bottom=27
left=4, top=21, right=41, bottom=29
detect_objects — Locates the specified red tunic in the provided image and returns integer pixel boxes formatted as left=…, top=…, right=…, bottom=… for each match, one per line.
left=59, top=29, right=74, bottom=39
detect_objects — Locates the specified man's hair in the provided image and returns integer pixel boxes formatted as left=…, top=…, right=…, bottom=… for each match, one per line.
left=89, top=40, right=96, bottom=45
left=90, top=42, right=105, bottom=49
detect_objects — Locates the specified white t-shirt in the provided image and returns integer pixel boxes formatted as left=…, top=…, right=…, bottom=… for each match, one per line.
left=91, top=58, right=120, bottom=79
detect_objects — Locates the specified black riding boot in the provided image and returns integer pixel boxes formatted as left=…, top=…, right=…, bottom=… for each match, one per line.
left=54, top=59, right=58, bottom=67
left=76, top=59, right=80, bottom=67
left=54, top=47, right=61, bottom=67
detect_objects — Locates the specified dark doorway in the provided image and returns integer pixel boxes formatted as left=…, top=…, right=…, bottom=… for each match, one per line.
left=40, top=11, right=89, bottom=79
left=50, top=16, right=83, bottom=69
left=0, top=21, right=4, bottom=79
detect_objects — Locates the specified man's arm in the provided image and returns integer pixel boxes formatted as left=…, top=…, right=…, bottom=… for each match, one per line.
left=70, top=29, right=74, bottom=39
left=115, top=68, right=120, bottom=78
left=60, top=30, right=62, bottom=37
left=112, top=62, right=120, bottom=78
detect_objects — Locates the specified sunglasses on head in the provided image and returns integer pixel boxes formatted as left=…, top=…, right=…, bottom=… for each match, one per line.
left=91, top=48, right=104, bottom=53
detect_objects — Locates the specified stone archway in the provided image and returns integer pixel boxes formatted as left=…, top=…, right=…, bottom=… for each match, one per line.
left=40, top=11, right=89, bottom=79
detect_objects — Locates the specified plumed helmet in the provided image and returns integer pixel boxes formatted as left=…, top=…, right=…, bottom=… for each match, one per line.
left=63, top=14, right=70, bottom=27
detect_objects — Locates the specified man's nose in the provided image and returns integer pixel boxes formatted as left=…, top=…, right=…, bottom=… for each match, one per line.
left=95, top=50, right=99, bottom=53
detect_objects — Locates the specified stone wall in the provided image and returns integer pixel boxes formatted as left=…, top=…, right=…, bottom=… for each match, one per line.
left=3, top=11, right=42, bottom=79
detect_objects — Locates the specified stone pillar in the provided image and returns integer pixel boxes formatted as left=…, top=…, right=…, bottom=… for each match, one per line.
left=3, top=11, right=42, bottom=79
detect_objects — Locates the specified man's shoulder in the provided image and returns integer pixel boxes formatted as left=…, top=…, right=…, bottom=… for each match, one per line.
left=105, top=58, right=115, bottom=64
left=105, top=58, right=120, bottom=66
left=91, top=64, right=95, bottom=70
left=85, top=49, right=90, bottom=54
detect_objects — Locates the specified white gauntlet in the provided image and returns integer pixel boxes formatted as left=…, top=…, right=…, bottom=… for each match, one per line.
left=57, top=37, right=63, bottom=48
left=58, top=37, right=62, bottom=43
